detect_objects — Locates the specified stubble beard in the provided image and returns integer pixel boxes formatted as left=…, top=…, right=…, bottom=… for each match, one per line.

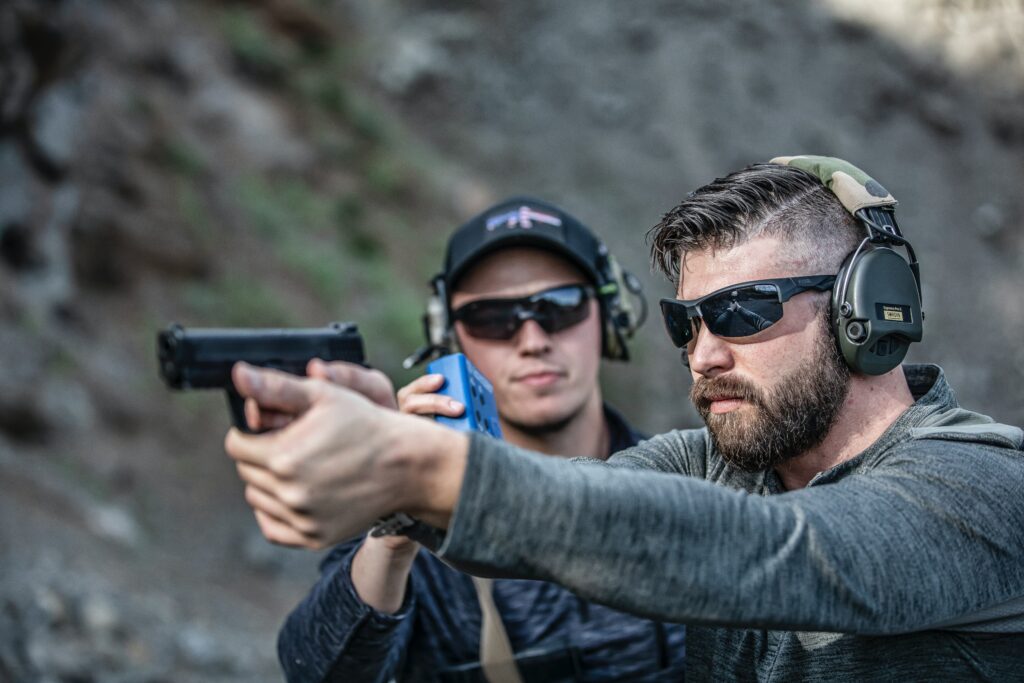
left=690, top=308, right=851, bottom=473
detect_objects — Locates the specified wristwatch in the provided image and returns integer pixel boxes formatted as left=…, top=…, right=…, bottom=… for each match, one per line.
left=370, top=514, right=447, bottom=551
left=369, top=513, right=418, bottom=537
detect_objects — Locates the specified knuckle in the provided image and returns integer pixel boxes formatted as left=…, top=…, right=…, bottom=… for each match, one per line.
left=326, top=362, right=348, bottom=383
left=293, top=514, right=319, bottom=536
left=281, top=484, right=311, bottom=511
left=370, top=369, right=394, bottom=391
left=269, top=454, right=297, bottom=479
left=244, top=485, right=260, bottom=506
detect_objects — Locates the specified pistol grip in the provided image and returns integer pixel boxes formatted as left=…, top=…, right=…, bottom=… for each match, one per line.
left=227, top=390, right=257, bottom=434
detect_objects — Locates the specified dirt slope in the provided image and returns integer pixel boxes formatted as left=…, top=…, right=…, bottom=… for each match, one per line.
left=1, top=1, right=1021, bottom=680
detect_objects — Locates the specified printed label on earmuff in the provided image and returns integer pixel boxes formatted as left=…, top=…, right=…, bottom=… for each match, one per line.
left=876, top=303, right=912, bottom=323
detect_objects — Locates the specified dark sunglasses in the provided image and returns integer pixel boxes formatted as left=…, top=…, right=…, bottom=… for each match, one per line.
left=453, top=284, right=595, bottom=340
left=659, top=275, right=836, bottom=348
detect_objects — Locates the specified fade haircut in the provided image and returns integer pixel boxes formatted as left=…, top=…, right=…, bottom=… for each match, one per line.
left=648, top=163, right=863, bottom=283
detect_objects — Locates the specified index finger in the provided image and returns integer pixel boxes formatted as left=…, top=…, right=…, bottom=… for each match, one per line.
left=232, top=362, right=322, bottom=415
left=307, top=359, right=398, bottom=410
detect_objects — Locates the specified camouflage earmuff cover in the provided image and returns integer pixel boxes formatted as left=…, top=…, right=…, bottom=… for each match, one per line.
left=595, top=251, right=646, bottom=361
left=770, top=155, right=924, bottom=375
left=770, top=155, right=897, bottom=214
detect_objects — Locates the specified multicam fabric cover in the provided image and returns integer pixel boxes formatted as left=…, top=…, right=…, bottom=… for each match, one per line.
left=770, top=155, right=897, bottom=214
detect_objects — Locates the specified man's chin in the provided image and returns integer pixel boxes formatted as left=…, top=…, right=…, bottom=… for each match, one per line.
left=699, top=402, right=752, bottom=428
left=502, top=401, right=581, bottom=435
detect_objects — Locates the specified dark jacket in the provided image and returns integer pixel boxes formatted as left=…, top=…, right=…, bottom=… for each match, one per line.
left=278, top=404, right=687, bottom=682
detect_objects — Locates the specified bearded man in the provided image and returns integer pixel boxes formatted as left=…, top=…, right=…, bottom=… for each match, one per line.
left=225, top=158, right=1024, bottom=680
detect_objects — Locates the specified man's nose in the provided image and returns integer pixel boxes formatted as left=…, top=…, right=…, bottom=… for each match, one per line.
left=687, top=324, right=734, bottom=378
left=514, top=318, right=553, bottom=355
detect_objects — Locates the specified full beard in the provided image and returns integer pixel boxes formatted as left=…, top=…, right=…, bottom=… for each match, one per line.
left=690, top=310, right=851, bottom=472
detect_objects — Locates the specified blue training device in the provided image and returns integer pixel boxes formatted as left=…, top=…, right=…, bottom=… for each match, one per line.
left=370, top=353, right=501, bottom=537
left=426, top=353, right=503, bottom=439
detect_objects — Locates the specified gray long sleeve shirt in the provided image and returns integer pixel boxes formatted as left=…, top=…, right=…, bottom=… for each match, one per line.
left=433, top=365, right=1024, bottom=680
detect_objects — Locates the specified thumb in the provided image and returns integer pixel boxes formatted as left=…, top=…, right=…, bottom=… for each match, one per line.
left=232, top=362, right=321, bottom=415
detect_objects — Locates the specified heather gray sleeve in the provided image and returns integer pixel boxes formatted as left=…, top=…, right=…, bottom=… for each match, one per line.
left=278, top=542, right=414, bottom=683
left=604, top=428, right=710, bottom=477
left=437, top=432, right=1024, bottom=635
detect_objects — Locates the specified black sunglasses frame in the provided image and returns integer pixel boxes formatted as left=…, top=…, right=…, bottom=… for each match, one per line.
left=453, top=284, right=597, bottom=340
left=659, top=274, right=836, bottom=348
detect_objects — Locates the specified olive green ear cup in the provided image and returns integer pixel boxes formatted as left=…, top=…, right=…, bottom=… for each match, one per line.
left=772, top=156, right=925, bottom=375
left=831, top=246, right=924, bottom=375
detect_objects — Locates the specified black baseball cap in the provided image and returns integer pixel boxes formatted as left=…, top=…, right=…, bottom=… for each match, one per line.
left=442, top=196, right=608, bottom=292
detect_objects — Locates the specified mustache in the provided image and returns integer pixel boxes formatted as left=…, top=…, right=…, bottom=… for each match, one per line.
left=690, top=375, right=764, bottom=413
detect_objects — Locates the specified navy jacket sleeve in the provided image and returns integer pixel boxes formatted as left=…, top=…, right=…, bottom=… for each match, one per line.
left=278, top=538, right=416, bottom=683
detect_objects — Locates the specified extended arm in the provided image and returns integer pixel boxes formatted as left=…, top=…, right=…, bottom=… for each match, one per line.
left=436, top=433, right=1024, bottom=635
left=224, top=365, right=1024, bottom=635
left=270, top=365, right=469, bottom=682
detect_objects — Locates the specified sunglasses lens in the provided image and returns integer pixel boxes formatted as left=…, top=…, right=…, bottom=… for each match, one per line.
left=532, top=286, right=591, bottom=334
left=456, top=286, right=592, bottom=340
left=455, top=303, right=520, bottom=339
left=701, top=284, right=783, bottom=337
left=660, top=299, right=694, bottom=348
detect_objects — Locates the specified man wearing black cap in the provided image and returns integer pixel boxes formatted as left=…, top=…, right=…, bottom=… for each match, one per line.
left=275, top=198, right=685, bottom=682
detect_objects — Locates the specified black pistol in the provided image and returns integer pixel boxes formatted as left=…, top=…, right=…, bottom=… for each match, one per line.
left=157, top=322, right=365, bottom=432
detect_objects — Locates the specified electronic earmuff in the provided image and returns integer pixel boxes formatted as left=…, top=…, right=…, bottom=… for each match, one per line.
left=772, top=156, right=924, bottom=376
left=403, top=276, right=457, bottom=369
left=596, top=249, right=647, bottom=361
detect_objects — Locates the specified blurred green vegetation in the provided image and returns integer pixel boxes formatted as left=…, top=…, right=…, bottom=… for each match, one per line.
left=158, top=137, right=208, bottom=179
left=182, top=274, right=299, bottom=328
left=175, top=179, right=216, bottom=248
left=219, top=6, right=295, bottom=85
left=135, top=2, right=459, bottom=386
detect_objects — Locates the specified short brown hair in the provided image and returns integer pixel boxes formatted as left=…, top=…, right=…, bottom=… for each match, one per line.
left=648, top=163, right=862, bottom=282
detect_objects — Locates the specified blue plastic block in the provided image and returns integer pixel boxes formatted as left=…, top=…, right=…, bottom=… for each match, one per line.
left=426, top=353, right=502, bottom=439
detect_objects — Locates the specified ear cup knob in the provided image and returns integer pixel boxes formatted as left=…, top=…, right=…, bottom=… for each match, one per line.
left=845, top=321, right=867, bottom=343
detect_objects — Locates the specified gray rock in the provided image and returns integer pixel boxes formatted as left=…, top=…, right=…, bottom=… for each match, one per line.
left=0, top=143, right=34, bottom=237
left=87, top=503, right=143, bottom=548
left=0, top=6, right=37, bottom=126
left=190, top=75, right=313, bottom=171
left=27, top=82, right=87, bottom=175
left=40, top=376, right=99, bottom=433
left=376, top=30, right=450, bottom=96
left=972, top=203, right=1007, bottom=239
left=175, top=623, right=234, bottom=672
left=32, top=585, right=70, bottom=628
left=80, top=592, right=122, bottom=639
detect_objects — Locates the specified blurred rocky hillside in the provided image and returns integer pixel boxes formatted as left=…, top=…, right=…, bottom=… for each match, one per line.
left=1, top=1, right=1021, bottom=681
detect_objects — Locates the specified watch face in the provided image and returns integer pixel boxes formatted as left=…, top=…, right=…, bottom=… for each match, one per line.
left=370, top=512, right=417, bottom=537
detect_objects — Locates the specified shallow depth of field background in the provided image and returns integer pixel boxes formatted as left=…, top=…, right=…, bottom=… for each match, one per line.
left=1, top=1, right=1022, bottom=680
